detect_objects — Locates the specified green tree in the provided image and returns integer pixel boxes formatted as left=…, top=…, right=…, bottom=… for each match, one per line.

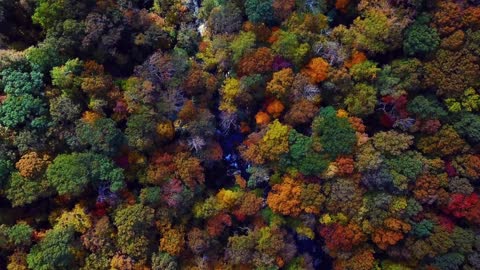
left=0, top=94, right=48, bottom=129
left=0, top=159, right=13, bottom=188
left=25, top=41, right=65, bottom=73
left=271, top=31, right=309, bottom=66
left=349, top=60, right=380, bottom=82
left=407, top=95, right=447, bottom=120
left=453, top=112, right=480, bottom=144
left=46, top=152, right=124, bottom=196
left=0, top=66, right=43, bottom=95
left=7, top=222, right=33, bottom=246
left=75, top=118, right=124, bottom=156
left=230, top=31, right=256, bottom=63
left=245, top=0, right=274, bottom=24
left=27, top=227, right=75, bottom=270
left=312, top=106, right=357, bottom=158
left=51, top=58, right=83, bottom=96
left=125, top=113, right=157, bottom=151
left=403, top=14, right=440, bottom=56
left=5, top=172, right=44, bottom=207
left=280, top=129, right=329, bottom=176
left=344, top=83, right=377, bottom=116
left=151, top=252, right=178, bottom=270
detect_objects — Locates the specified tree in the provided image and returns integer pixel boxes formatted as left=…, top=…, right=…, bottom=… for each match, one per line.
left=284, top=99, right=319, bottom=127
left=403, top=14, right=440, bottom=56
left=237, top=47, right=274, bottom=76
left=453, top=112, right=480, bottom=144
left=50, top=58, right=83, bottom=96
left=122, top=77, right=156, bottom=113
left=349, top=60, right=380, bottom=82
left=407, top=95, right=447, bottom=120
left=0, top=222, right=33, bottom=248
left=173, top=152, right=205, bottom=189
left=5, top=172, right=44, bottom=207
left=271, top=31, right=310, bottom=66
left=46, top=152, right=124, bottom=196
left=280, top=129, right=329, bottom=176
left=27, top=227, right=75, bottom=270
left=351, top=8, right=409, bottom=54
left=372, top=130, right=413, bottom=156
left=159, top=228, right=185, bottom=256
left=0, top=94, right=48, bottom=129
left=320, top=222, right=366, bottom=253
left=230, top=31, right=256, bottom=63
left=1, top=66, right=43, bottom=96
left=344, top=83, right=377, bottom=116
left=417, top=125, right=467, bottom=157
left=267, top=176, right=302, bottom=216
left=207, top=3, right=242, bottom=34
left=49, top=96, right=82, bottom=125
left=15, top=152, right=51, bottom=179
left=432, top=0, right=464, bottom=36
left=125, top=113, right=157, bottom=151
left=113, top=204, right=155, bottom=260
left=0, top=158, right=13, bottom=188
left=425, top=49, right=479, bottom=98
left=219, top=77, right=242, bottom=113
left=259, top=120, right=290, bottom=161
left=312, top=106, right=357, bottom=158
left=245, top=0, right=274, bottom=24
left=301, top=57, right=329, bottom=84
left=151, top=252, right=178, bottom=270
left=266, top=68, right=294, bottom=99
left=75, top=118, right=124, bottom=156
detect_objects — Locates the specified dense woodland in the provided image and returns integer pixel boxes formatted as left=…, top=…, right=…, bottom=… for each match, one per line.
left=1, top=0, right=480, bottom=269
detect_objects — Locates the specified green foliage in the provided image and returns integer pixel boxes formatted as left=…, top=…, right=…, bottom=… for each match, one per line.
left=376, top=58, right=423, bottom=96
left=412, top=220, right=434, bottom=238
left=125, top=113, right=157, bottom=151
left=46, top=152, right=124, bottom=196
left=280, top=129, right=329, bottom=176
left=230, top=31, right=256, bottom=63
left=453, top=112, right=480, bottom=144
left=407, top=95, right=447, bottom=120
left=75, top=118, right=124, bottom=156
left=51, top=58, right=83, bottom=96
left=49, top=96, right=82, bottom=123
left=151, top=252, right=178, bottom=270
left=0, top=95, right=48, bottom=129
left=271, top=31, right=310, bottom=66
left=349, top=60, right=380, bottom=82
left=5, top=172, right=44, bottom=207
left=32, top=0, right=67, bottom=30
left=451, top=227, right=475, bottom=253
left=352, top=10, right=395, bottom=54
left=312, top=106, right=357, bottom=158
left=245, top=0, right=274, bottom=24
left=27, top=227, right=75, bottom=270
left=344, top=83, right=377, bottom=116
left=7, top=222, right=33, bottom=246
left=433, top=253, right=465, bottom=270
left=0, top=159, right=13, bottom=188
left=0, top=67, right=43, bottom=95
left=386, top=151, right=423, bottom=180
left=403, top=14, right=440, bottom=56
left=25, top=41, right=65, bottom=73
left=140, top=187, right=162, bottom=206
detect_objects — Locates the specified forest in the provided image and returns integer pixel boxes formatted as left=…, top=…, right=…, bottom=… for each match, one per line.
left=0, top=0, right=480, bottom=269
